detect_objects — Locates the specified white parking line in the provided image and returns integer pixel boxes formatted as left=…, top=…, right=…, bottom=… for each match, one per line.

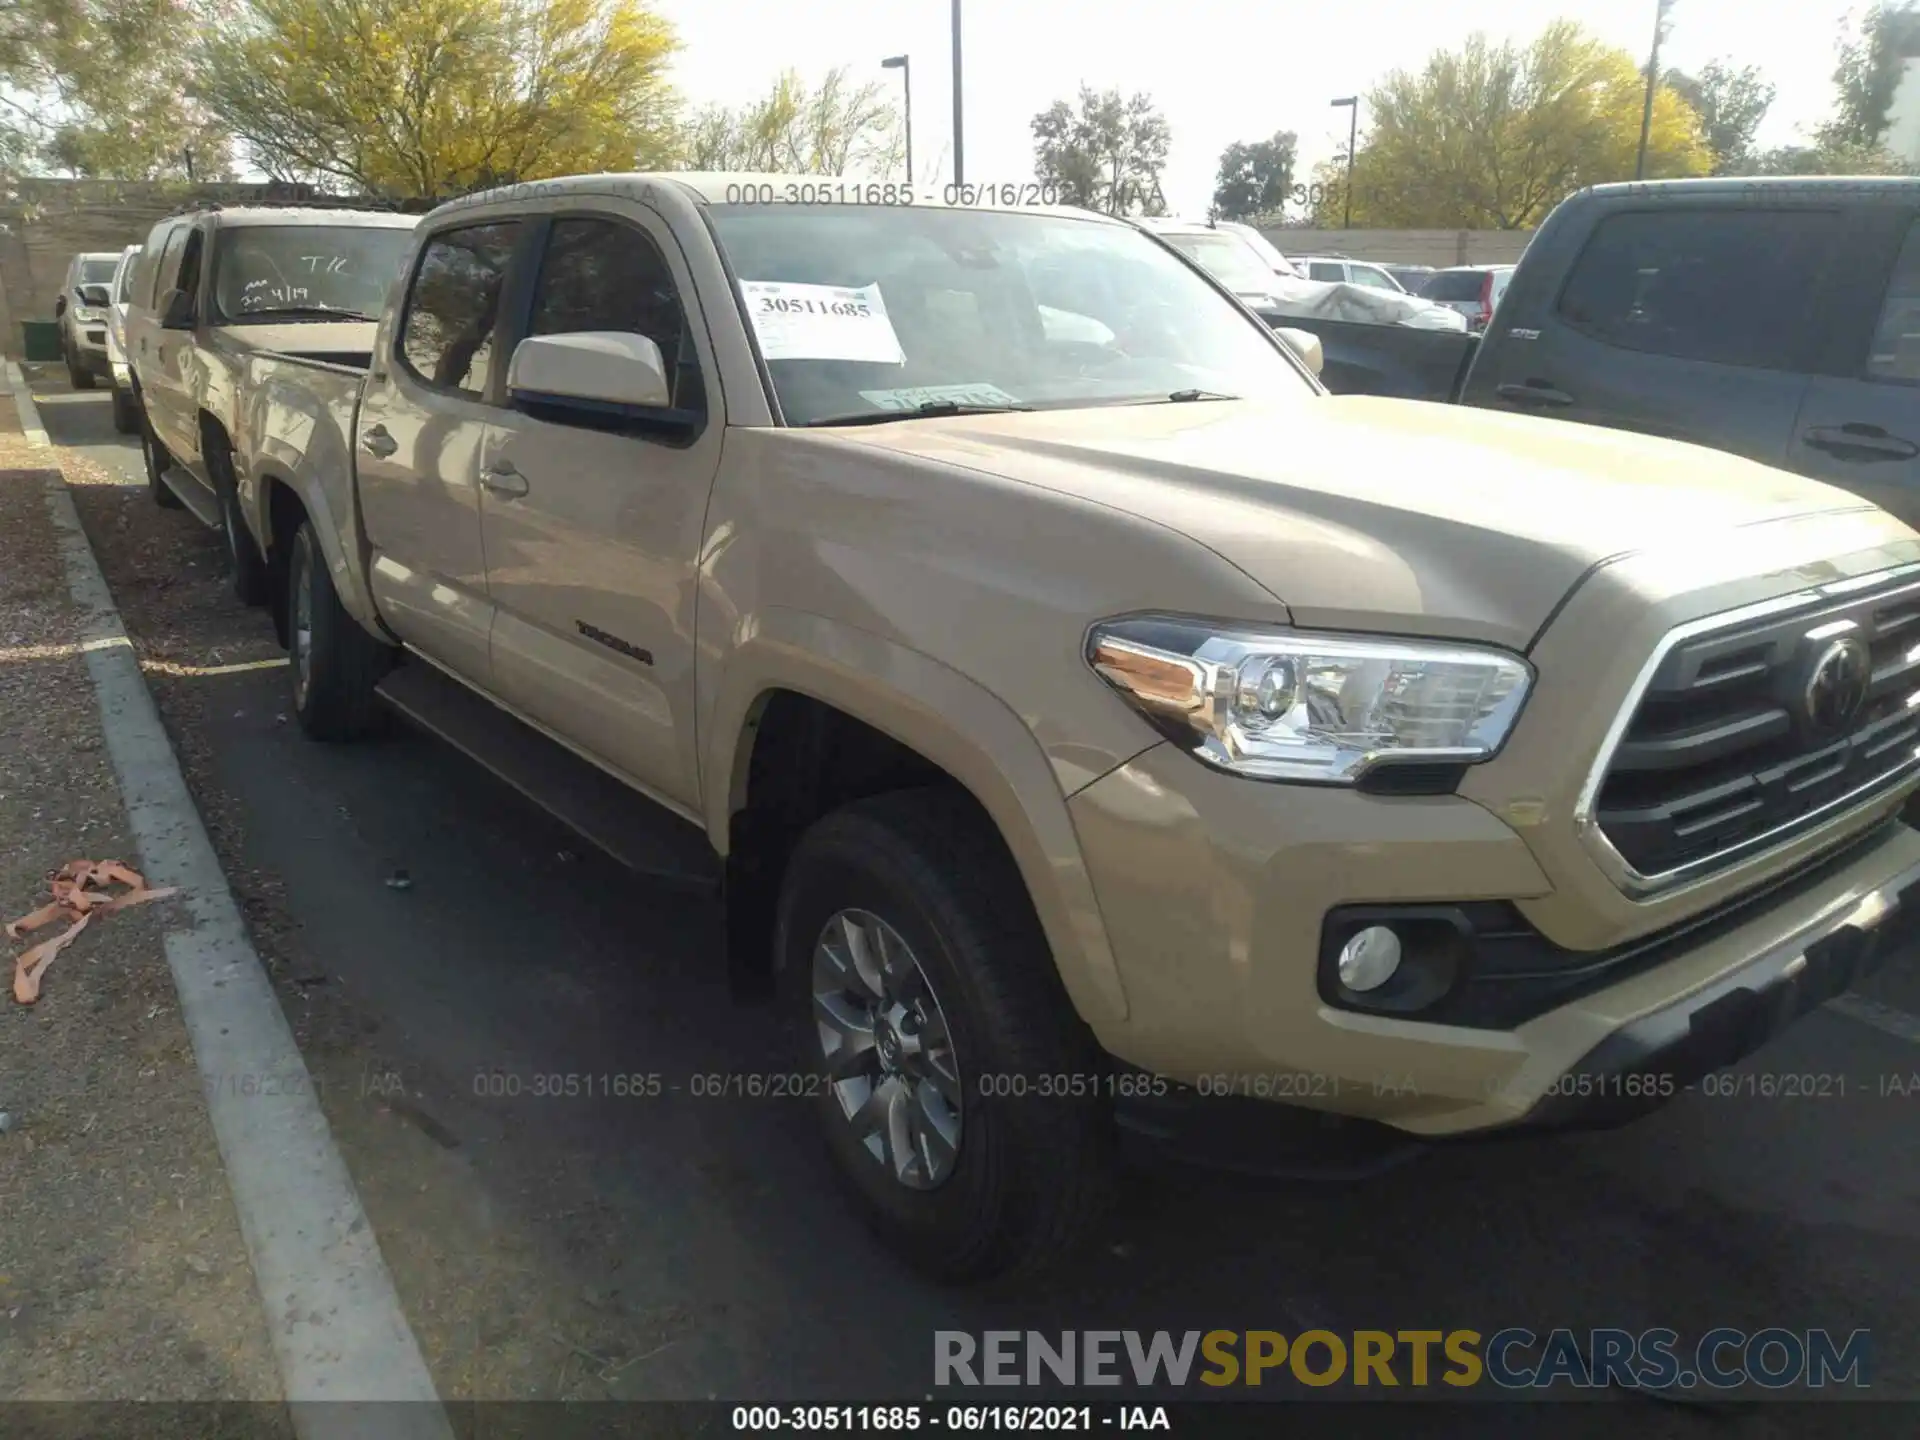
left=17, top=378, right=453, bottom=1440
left=1830, top=992, right=1920, bottom=1047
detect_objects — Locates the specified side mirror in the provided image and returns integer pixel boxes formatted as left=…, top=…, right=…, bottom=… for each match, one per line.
left=1277, top=327, right=1324, bottom=378
left=507, top=331, right=673, bottom=413
left=159, top=287, right=196, bottom=329
left=79, top=284, right=112, bottom=308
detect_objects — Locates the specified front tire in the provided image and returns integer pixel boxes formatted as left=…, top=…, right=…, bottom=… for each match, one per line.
left=111, top=385, right=138, bottom=435
left=775, top=789, right=1114, bottom=1284
left=287, top=518, right=392, bottom=741
left=140, top=409, right=182, bottom=509
left=210, top=435, right=270, bottom=607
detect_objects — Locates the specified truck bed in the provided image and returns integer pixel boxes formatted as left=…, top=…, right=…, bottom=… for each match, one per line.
left=1273, top=315, right=1479, bottom=403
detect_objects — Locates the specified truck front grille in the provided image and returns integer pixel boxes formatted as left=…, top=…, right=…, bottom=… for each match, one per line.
left=1586, top=569, right=1920, bottom=891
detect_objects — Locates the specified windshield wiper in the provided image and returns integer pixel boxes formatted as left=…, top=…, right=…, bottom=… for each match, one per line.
left=233, top=305, right=378, bottom=322
left=1166, top=388, right=1239, bottom=402
left=804, top=400, right=1035, bottom=427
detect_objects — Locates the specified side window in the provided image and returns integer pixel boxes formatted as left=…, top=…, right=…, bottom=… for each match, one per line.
left=1308, top=262, right=1344, bottom=282
left=1556, top=209, right=1837, bottom=370
left=1866, top=218, right=1920, bottom=384
left=173, top=229, right=205, bottom=304
left=152, top=226, right=186, bottom=305
left=1351, top=265, right=1397, bottom=290
left=527, top=216, right=705, bottom=415
left=399, top=221, right=521, bottom=399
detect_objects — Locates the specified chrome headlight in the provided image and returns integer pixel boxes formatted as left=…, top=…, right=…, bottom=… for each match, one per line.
left=1088, top=617, right=1532, bottom=784
left=74, top=306, right=104, bottom=323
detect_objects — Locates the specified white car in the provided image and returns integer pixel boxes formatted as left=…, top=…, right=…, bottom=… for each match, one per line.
left=1212, top=222, right=1301, bottom=279
left=105, top=244, right=143, bottom=434
left=56, top=250, right=122, bottom=388
left=1419, top=265, right=1516, bottom=332
left=1293, top=255, right=1407, bottom=292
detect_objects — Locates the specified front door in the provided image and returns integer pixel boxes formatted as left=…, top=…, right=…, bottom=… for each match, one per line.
left=478, top=211, right=723, bottom=814
left=1471, top=206, right=1835, bottom=469
left=1788, top=211, right=1920, bottom=530
left=355, top=219, right=524, bottom=681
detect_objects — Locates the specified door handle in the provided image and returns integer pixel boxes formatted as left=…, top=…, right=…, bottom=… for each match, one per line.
left=360, top=424, right=397, bottom=459
left=480, top=460, right=528, bottom=497
left=1803, top=423, right=1919, bottom=462
left=1495, top=380, right=1573, bottom=408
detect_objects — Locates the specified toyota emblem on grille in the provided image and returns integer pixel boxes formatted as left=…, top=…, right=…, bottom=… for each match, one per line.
left=1802, top=634, right=1872, bottom=735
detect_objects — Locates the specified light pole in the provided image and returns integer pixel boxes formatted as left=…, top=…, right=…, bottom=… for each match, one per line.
left=951, top=0, right=965, bottom=186
left=882, top=55, right=913, bottom=185
left=1330, top=96, right=1358, bottom=229
left=1635, top=0, right=1677, bottom=181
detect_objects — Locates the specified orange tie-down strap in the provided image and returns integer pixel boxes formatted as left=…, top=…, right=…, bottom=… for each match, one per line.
left=6, top=860, right=180, bottom=1005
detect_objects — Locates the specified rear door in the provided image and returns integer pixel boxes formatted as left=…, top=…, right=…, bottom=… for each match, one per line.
left=1471, top=207, right=1833, bottom=467
left=476, top=209, right=723, bottom=812
left=144, top=223, right=206, bottom=459
left=354, top=218, right=526, bottom=680
left=1786, top=207, right=1920, bottom=528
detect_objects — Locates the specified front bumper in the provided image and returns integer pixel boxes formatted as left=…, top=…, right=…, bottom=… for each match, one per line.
left=1067, top=742, right=1920, bottom=1137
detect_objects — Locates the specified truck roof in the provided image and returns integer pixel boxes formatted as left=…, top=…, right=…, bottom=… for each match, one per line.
left=1583, top=175, right=1920, bottom=204
left=423, top=171, right=1119, bottom=226
left=191, top=207, right=420, bottom=230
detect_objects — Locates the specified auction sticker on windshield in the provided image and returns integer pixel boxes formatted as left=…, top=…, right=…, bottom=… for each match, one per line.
left=742, top=280, right=904, bottom=364
left=858, top=383, right=1022, bottom=411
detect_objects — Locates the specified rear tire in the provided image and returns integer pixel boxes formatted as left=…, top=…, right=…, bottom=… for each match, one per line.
left=287, top=518, right=392, bottom=741
left=64, top=337, right=90, bottom=390
left=774, top=788, right=1114, bottom=1285
left=111, top=385, right=139, bottom=435
left=141, top=409, right=182, bottom=509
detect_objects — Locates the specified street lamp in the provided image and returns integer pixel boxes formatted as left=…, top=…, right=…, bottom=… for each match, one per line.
left=882, top=55, right=913, bottom=186
left=951, top=0, right=965, bottom=185
left=1634, top=0, right=1677, bottom=181
left=1330, top=96, right=1358, bottom=229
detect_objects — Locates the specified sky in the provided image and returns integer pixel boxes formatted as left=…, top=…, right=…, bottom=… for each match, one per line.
left=656, top=0, right=1868, bottom=215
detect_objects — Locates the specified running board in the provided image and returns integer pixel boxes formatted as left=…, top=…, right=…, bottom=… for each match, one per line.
left=374, top=660, right=721, bottom=894
left=161, top=463, right=221, bottom=531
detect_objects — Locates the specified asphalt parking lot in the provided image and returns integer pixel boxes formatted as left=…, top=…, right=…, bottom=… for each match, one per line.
left=28, top=373, right=1920, bottom=1428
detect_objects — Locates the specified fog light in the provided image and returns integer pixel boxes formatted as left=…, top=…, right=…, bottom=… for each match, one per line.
left=1337, top=926, right=1402, bottom=991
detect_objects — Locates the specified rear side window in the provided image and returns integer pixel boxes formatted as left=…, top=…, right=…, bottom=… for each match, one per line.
left=1308, top=262, right=1344, bottom=282
left=116, top=253, right=140, bottom=303
left=1351, top=265, right=1398, bottom=290
left=526, top=216, right=705, bottom=416
left=399, top=222, right=522, bottom=398
left=1866, top=217, right=1920, bottom=384
left=150, top=226, right=187, bottom=305
left=1422, top=271, right=1484, bottom=302
left=1556, top=209, right=1836, bottom=370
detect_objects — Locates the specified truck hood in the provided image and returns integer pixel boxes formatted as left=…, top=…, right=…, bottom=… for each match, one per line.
left=819, top=394, right=1880, bottom=650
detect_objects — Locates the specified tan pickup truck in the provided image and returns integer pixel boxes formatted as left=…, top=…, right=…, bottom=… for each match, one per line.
left=221, top=172, right=1920, bottom=1283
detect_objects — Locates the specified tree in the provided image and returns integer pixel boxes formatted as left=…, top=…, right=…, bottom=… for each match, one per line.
left=1, top=0, right=227, bottom=178
left=682, top=66, right=903, bottom=175
left=1664, top=60, right=1774, bottom=174
left=1746, top=134, right=1913, bottom=174
left=1030, top=85, right=1171, bottom=215
left=1825, top=2, right=1920, bottom=148
left=1211, top=130, right=1295, bottom=221
left=195, top=0, right=681, bottom=200
left=1307, top=21, right=1709, bottom=230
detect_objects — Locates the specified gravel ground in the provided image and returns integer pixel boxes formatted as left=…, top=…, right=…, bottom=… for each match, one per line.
left=0, top=416, right=289, bottom=1422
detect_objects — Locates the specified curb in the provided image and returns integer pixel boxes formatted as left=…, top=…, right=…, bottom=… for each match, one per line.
left=16, top=371, right=454, bottom=1440
left=3, top=360, right=51, bottom=446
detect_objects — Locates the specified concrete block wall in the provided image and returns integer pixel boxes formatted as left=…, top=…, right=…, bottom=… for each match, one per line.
left=1257, top=227, right=1536, bottom=267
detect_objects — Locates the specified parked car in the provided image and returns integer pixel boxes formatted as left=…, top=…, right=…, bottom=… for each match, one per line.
left=1384, top=263, right=1436, bottom=293
left=124, top=203, right=417, bottom=595
left=1212, top=221, right=1302, bottom=278
left=226, top=171, right=1920, bottom=1284
left=56, top=251, right=122, bottom=389
left=105, top=244, right=143, bottom=434
left=1269, top=177, right=1920, bottom=531
left=1133, top=217, right=1300, bottom=323
left=1417, top=264, right=1515, bottom=331
left=1293, top=254, right=1406, bottom=291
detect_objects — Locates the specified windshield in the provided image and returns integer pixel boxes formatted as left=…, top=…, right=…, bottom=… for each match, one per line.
left=211, top=224, right=414, bottom=321
left=115, top=253, right=140, bottom=303
left=706, top=205, right=1308, bottom=426
left=79, top=257, right=118, bottom=286
left=1157, top=233, right=1278, bottom=295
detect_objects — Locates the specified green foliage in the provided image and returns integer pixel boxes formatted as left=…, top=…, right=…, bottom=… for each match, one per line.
left=1211, top=131, right=1296, bottom=222
left=1825, top=2, right=1920, bottom=148
left=1308, top=21, right=1710, bottom=229
left=194, top=0, right=681, bottom=200
left=1663, top=61, right=1775, bottom=174
left=1030, top=85, right=1171, bottom=215
left=681, top=67, right=903, bottom=176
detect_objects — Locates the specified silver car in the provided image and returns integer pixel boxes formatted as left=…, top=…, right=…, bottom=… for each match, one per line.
left=1418, top=265, right=1516, bottom=332
left=105, top=245, right=143, bottom=433
left=57, top=251, right=122, bottom=388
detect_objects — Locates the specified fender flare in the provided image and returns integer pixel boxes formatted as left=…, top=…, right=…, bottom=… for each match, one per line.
left=243, top=455, right=384, bottom=637
left=704, top=606, right=1131, bottom=1032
